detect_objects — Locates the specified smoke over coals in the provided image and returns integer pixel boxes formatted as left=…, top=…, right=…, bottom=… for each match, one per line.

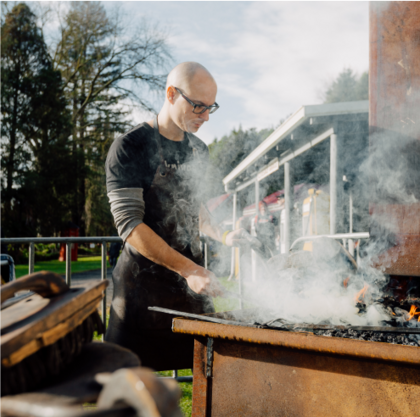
left=237, top=238, right=389, bottom=327
left=228, top=127, right=419, bottom=328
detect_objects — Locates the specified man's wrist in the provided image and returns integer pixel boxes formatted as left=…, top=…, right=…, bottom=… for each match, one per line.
left=177, top=258, right=201, bottom=279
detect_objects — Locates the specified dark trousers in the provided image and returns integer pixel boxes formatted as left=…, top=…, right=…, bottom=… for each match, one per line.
left=105, top=320, right=195, bottom=371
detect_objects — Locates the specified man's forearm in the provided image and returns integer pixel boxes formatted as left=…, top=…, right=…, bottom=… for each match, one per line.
left=126, top=223, right=198, bottom=278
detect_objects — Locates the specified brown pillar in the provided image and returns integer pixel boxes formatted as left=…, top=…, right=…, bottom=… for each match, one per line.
left=369, top=2, right=420, bottom=276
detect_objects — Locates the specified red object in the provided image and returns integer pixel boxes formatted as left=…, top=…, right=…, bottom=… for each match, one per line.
left=59, top=226, right=79, bottom=262
left=243, top=183, right=310, bottom=214
left=258, top=200, right=268, bottom=211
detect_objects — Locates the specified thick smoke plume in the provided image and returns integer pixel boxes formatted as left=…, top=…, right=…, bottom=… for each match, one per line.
left=238, top=238, right=389, bottom=326
left=200, top=127, right=419, bottom=328
left=235, top=125, right=419, bottom=327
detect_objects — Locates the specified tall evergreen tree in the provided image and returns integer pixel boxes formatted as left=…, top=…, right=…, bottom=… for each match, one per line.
left=324, top=68, right=369, bottom=103
left=1, top=3, right=72, bottom=237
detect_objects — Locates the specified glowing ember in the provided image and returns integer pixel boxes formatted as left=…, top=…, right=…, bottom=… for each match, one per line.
left=354, top=284, right=369, bottom=304
left=408, top=305, right=420, bottom=321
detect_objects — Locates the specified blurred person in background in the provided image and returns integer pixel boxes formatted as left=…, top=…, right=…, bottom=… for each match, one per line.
left=108, top=240, right=122, bottom=269
left=254, top=200, right=278, bottom=256
left=105, top=62, right=262, bottom=371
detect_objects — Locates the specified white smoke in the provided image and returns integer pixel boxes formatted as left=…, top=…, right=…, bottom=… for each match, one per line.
left=236, top=237, right=388, bottom=326
left=225, top=130, right=419, bottom=327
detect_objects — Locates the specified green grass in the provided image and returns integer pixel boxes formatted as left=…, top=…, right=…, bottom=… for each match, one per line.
left=157, top=369, right=193, bottom=416
left=14, top=256, right=110, bottom=278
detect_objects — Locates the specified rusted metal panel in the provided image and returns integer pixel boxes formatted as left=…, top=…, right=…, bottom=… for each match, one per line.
left=173, top=318, right=420, bottom=365
left=210, top=339, right=420, bottom=417
left=192, top=337, right=208, bottom=417
left=174, top=318, right=420, bottom=417
left=370, top=2, right=420, bottom=134
left=369, top=2, right=420, bottom=276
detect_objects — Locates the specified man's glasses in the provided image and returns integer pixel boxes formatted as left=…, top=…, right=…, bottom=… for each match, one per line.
left=174, top=87, right=219, bottom=114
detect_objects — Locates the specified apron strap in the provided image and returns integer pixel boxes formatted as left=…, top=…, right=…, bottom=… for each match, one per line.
left=153, top=115, right=198, bottom=164
left=153, top=116, right=165, bottom=164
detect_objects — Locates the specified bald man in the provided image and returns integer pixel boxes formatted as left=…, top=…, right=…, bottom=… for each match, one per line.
left=105, top=62, right=255, bottom=370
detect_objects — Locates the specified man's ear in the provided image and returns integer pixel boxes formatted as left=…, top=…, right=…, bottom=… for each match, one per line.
left=167, top=86, right=176, bottom=104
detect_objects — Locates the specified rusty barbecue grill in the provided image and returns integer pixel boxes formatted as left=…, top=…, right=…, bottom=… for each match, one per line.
left=163, top=308, right=420, bottom=417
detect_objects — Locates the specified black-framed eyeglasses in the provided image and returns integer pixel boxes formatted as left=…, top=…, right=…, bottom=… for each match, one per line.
left=174, top=87, right=219, bottom=114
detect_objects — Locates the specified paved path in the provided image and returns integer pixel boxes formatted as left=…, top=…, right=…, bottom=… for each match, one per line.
left=69, top=268, right=114, bottom=308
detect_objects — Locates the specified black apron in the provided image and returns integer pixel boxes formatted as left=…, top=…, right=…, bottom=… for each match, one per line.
left=105, top=117, right=215, bottom=371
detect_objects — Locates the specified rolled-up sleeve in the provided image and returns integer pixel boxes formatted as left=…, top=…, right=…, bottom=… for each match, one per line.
left=108, top=188, right=145, bottom=242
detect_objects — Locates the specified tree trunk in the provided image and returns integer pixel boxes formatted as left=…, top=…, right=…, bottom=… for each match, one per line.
left=4, top=77, right=20, bottom=222
left=71, top=81, right=79, bottom=229
left=77, top=79, right=87, bottom=236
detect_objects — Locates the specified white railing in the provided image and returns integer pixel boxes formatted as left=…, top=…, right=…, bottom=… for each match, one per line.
left=290, top=232, right=370, bottom=249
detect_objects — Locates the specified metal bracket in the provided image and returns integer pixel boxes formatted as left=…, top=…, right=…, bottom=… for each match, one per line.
left=206, top=337, right=214, bottom=378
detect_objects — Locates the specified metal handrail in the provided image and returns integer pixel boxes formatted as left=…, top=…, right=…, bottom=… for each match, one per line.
left=290, top=232, right=370, bottom=250
left=1, top=236, right=123, bottom=333
left=2, top=237, right=122, bottom=244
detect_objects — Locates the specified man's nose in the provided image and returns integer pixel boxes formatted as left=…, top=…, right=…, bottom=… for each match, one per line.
left=200, top=109, right=210, bottom=122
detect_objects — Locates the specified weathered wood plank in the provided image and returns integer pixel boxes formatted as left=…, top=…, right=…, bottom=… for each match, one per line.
left=0, top=271, right=69, bottom=303
left=1, top=280, right=108, bottom=358
left=2, top=296, right=103, bottom=367
left=1, top=294, right=50, bottom=330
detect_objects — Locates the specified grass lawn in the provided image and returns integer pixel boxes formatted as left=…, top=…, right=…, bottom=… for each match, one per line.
left=14, top=256, right=110, bottom=279
left=157, top=369, right=194, bottom=415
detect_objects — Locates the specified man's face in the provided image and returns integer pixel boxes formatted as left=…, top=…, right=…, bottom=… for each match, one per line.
left=170, top=72, right=217, bottom=133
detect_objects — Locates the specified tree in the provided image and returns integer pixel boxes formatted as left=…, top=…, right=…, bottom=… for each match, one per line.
left=84, top=113, right=124, bottom=236
left=1, top=3, right=73, bottom=237
left=324, top=68, right=368, bottom=103
left=208, top=126, right=273, bottom=196
left=51, top=2, right=172, bottom=235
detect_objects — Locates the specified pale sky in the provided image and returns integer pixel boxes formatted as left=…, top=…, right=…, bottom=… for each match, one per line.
left=42, top=1, right=370, bottom=144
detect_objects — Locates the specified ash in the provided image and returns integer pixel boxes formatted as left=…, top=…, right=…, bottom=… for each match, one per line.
left=314, top=328, right=420, bottom=347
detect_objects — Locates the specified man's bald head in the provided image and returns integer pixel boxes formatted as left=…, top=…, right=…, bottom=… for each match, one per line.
left=166, top=62, right=216, bottom=91
left=160, top=62, right=218, bottom=136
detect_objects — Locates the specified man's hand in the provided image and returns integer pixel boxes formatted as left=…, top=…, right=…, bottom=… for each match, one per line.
left=127, top=223, right=226, bottom=297
left=183, top=266, right=225, bottom=298
left=225, top=228, right=263, bottom=251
